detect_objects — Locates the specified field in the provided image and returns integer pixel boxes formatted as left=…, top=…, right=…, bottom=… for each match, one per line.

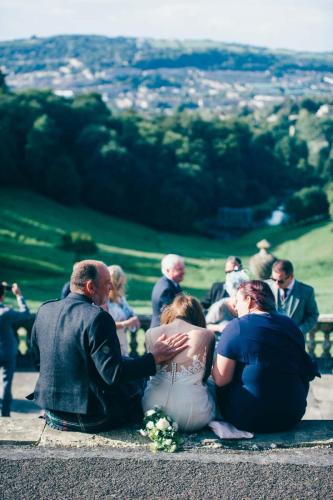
left=0, top=188, right=332, bottom=314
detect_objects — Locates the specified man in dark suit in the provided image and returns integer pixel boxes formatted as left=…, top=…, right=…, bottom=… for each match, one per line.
left=267, top=259, right=319, bottom=335
left=150, top=254, right=185, bottom=327
left=30, top=260, right=188, bottom=432
left=201, top=256, right=242, bottom=311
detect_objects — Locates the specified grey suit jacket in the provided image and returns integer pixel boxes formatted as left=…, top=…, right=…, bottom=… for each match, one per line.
left=267, top=279, right=319, bottom=334
left=31, top=293, right=156, bottom=416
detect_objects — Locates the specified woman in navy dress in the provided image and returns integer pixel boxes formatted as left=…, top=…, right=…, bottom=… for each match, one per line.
left=212, top=280, right=319, bottom=433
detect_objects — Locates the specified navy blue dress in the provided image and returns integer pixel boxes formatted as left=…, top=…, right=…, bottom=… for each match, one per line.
left=216, top=312, right=319, bottom=433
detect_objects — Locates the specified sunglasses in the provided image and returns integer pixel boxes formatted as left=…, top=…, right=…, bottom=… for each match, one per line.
left=225, top=267, right=240, bottom=274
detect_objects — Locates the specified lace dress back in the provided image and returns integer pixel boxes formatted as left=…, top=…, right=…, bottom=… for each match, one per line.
left=142, top=319, right=216, bottom=431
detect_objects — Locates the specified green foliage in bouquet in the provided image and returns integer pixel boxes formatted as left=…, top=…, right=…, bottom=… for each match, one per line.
left=140, top=406, right=182, bottom=453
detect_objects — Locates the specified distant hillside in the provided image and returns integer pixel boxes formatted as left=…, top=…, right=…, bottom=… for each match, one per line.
left=1, top=188, right=332, bottom=313
left=1, top=35, right=332, bottom=73
left=1, top=35, right=332, bottom=114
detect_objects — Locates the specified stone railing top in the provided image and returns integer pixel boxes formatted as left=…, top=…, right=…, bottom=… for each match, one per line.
left=318, top=314, right=333, bottom=322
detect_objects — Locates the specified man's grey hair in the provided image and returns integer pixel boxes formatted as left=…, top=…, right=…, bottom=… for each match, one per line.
left=161, top=254, right=184, bottom=275
left=70, top=260, right=104, bottom=291
left=225, top=269, right=249, bottom=297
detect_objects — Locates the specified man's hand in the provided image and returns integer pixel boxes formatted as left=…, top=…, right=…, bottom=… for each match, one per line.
left=12, top=283, right=22, bottom=297
left=150, top=332, right=188, bottom=365
left=124, top=315, right=141, bottom=330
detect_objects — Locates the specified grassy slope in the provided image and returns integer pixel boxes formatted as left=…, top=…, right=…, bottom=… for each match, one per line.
left=0, top=188, right=332, bottom=313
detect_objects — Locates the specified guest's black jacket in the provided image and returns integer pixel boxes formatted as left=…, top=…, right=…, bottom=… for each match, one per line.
left=150, top=276, right=182, bottom=328
left=200, top=282, right=229, bottom=311
left=30, top=293, right=156, bottom=416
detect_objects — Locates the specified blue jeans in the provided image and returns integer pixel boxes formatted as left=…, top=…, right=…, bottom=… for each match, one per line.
left=0, top=355, right=16, bottom=416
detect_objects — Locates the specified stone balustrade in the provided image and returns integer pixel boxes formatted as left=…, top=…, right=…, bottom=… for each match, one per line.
left=130, top=314, right=333, bottom=373
left=16, top=314, right=333, bottom=372
left=307, top=314, right=333, bottom=373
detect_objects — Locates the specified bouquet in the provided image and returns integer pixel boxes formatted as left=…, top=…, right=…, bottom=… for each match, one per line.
left=139, top=406, right=181, bottom=453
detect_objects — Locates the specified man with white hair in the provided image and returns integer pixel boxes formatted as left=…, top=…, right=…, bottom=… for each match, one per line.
left=150, top=254, right=185, bottom=327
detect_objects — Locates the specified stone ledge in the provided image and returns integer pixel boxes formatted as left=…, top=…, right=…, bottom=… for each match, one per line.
left=0, top=414, right=45, bottom=446
left=37, top=419, right=333, bottom=452
left=1, top=416, right=332, bottom=452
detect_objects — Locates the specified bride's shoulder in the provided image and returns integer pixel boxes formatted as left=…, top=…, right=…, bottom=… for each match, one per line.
left=145, top=325, right=166, bottom=342
left=188, top=327, right=215, bottom=342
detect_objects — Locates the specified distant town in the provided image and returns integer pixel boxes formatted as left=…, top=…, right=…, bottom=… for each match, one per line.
left=1, top=35, right=332, bottom=115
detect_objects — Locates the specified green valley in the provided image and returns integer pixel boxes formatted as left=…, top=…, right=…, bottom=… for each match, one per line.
left=1, top=188, right=332, bottom=314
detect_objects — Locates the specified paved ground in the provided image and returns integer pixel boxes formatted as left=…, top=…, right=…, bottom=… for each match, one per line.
left=1, top=452, right=332, bottom=499
left=0, top=371, right=332, bottom=499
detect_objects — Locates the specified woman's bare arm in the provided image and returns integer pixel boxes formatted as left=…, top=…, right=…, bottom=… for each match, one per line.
left=212, top=354, right=236, bottom=387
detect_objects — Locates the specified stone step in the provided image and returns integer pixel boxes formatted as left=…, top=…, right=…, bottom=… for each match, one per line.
left=2, top=372, right=332, bottom=452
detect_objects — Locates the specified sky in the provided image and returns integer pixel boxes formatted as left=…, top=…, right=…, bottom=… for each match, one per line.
left=1, top=0, right=332, bottom=52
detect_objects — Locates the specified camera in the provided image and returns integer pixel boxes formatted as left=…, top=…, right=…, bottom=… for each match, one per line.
left=1, top=282, right=13, bottom=291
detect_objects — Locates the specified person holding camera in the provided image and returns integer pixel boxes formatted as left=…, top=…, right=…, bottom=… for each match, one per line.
left=0, top=282, right=32, bottom=416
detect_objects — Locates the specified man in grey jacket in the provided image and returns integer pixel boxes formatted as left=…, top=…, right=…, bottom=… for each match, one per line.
left=31, top=260, right=188, bottom=432
left=0, top=282, right=32, bottom=416
left=267, top=259, right=319, bottom=335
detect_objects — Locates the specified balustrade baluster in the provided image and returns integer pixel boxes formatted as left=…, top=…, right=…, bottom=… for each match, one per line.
left=322, top=332, right=332, bottom=359
left=129, top=328, right=139, bottom=357
left=307, top=329, right=316, bottom=359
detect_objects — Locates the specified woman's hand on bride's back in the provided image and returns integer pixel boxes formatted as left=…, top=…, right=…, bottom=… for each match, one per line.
left=150, top=333, right=189, bottom=365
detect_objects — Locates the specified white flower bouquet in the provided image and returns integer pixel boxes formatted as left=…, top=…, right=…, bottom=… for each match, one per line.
left=139, top=406, right=181, bottom=453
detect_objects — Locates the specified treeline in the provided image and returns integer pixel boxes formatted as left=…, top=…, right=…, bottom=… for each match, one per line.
left=0, top=80, right=332, bottom=230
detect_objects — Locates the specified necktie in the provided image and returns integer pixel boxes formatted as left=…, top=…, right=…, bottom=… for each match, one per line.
left=281, top=288, right=288, bottom=301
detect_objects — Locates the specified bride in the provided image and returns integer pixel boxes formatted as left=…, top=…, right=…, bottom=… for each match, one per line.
left=142, top=294, right=216, bottom=431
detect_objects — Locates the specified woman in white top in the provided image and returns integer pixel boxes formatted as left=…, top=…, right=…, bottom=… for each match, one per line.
left=106, top=265, right=140, bottom=356
left=142, top=294, right=216, bottom=431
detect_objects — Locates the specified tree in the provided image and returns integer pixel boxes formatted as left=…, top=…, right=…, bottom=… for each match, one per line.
left=25, top=114, right=61, bottom=190
left=286, top=186, right=329, bottom=222
left=46, top=155, right=81, bottom=205
left=0, top=69, right=9, bottom=93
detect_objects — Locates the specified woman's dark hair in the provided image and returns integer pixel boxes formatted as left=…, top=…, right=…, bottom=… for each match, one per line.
left=160, top=294, right=206, bottom=328
left=238, top=280, right=276, bottom=313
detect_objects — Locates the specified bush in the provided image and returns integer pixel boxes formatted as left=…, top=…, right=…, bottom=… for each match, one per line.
left=286, top=186, right=329, bottom=222
left=60, top=232, right=98, bottom=261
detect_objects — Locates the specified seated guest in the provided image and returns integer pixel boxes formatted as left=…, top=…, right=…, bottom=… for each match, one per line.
left=30, top=260, right=188, bottom=432
left=201, top=256, right=242, bottom=312
left=213, top=280, right=319, bottom=433
left=205, top=269, right=249, bottom=335
left=106, top=265, right=140, bottom=356
left=143, top=294, right=216, bottom=431
left=150, top=254, right=185, bottom=328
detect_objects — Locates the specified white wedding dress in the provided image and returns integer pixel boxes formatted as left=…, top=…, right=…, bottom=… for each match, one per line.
left=142, top=319, right=216, bottom=431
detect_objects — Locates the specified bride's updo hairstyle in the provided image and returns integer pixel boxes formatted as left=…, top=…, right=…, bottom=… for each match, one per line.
left=161, top=294, right=206, bottom=328
left=238, top=280, right=276, bottom=313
